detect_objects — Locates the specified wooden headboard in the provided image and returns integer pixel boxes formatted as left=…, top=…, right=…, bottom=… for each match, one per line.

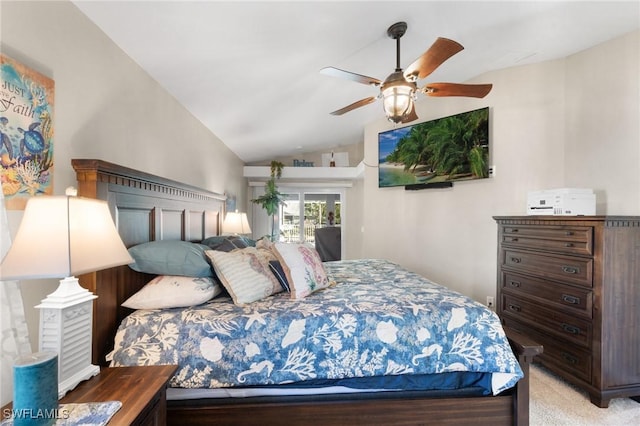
left=71, top=159, right=226, bottom=365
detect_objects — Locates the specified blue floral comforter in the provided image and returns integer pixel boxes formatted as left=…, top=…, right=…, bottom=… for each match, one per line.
left=109, top=259, right=523, bottom=395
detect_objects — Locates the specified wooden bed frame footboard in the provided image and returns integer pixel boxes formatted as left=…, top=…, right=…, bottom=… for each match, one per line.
left=166, top=328, right=542, bottom=426
left=72, top=159, right=543, bottom=426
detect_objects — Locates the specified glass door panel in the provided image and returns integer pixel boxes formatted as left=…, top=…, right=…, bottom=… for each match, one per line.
left=279, top=193, right=301, bottom=242
left=279, top=191, right=341, bottom=248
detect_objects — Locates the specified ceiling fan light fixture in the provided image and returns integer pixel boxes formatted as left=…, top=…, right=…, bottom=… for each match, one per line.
left=382, top=86, right=413, bottom=123
left=381, top=71, right=416, bottom=123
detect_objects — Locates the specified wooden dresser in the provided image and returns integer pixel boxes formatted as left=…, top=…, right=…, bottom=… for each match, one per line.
left=494, top=216, right=640, bottom=408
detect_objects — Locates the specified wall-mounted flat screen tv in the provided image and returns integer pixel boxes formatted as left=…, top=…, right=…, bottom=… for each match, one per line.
left=378, top=107, right=489, bottom=188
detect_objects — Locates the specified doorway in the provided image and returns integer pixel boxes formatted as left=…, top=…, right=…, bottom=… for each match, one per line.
left=249, top=185, right=346, bottom=260
left=279, top=191, right=341, bottom=245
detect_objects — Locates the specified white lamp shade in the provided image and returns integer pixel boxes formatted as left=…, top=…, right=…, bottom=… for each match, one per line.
left=0, top=196, right=133, bottom=280
left=222, top=211, right=252, bottom=235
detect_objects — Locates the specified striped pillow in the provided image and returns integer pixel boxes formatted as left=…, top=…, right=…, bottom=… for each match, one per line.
left=205, top=247, right=282, bottom=305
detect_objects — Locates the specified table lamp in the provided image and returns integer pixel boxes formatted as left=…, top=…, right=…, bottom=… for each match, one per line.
left=222, top=210, right=252, bottom=235
left=0, top=189, right=133, bottom=397
left=222, top=210, right=252, bottom=247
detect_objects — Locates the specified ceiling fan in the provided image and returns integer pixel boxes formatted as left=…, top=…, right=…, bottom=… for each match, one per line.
left=321, top=22, right=493, bottom=124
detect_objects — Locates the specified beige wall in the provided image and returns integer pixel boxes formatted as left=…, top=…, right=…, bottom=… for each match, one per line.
left=1, top=1, right=245, bottom=352
left=361, top=30, right=639, bottom=303
left=564, top=31, right=640, bottom=213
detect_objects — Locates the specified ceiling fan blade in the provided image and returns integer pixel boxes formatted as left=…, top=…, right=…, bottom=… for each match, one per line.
left=330, top=96, right=378, bottom=116
left=401, top=103, right=418, bottom=123
left=423, top=82, right=493, bottom=98
left=321, top=67, right=381, bottom=86
left=404, top=38, right=464, bottom=81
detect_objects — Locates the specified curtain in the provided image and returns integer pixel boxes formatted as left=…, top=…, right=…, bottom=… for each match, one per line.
left=0, top=188, right=31, bottom=405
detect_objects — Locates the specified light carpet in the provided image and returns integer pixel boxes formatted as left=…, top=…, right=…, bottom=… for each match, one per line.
left=530, top=364, right=640, bottom=425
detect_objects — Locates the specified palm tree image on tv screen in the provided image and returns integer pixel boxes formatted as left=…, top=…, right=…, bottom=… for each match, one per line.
left=378, top=107, right=489, bottom=188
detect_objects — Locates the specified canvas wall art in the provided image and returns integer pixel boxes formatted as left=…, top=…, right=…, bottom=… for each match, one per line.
left=0, top=54, right=54, bottom=210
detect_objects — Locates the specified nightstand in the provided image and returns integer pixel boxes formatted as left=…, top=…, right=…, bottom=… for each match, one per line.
left=2, top=365, right=177, bottom=425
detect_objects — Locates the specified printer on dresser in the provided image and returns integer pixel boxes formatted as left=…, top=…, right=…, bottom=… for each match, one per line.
left=494, top=216, right=640, bottom=408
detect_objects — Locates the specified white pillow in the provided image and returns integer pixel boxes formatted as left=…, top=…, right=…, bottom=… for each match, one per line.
left=205, top=247, right=282, bottom=305
left=273, top=242, right=331, bottom=299
left=121, top=275, right=221, bottom=309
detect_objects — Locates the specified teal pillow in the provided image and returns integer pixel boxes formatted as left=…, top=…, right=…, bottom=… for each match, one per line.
left=128, top=241, right=213, bottom=277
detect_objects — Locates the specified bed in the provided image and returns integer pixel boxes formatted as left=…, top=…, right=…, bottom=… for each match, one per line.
left=72, top=158, right=542, bottom=425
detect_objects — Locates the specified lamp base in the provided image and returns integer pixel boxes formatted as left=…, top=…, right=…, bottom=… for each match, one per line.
left=35, top=276, right=99, bottom=398
left=58, top=363, right=100, bottom=398
left=37, top=276, right=98, bottom=308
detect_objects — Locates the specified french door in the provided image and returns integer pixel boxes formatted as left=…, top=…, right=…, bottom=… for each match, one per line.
left=278, top=190, right=341, bottom=245
left=250, top=185, right=345, bottom=259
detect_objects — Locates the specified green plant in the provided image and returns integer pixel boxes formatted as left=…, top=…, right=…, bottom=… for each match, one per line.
left=251, top=160, right=285, bottom=240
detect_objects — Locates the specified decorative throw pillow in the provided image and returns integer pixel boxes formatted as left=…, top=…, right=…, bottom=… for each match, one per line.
left=205, top=247, right=282, bottom=305
left=255, top=238, right=277, bottom=262
left=201, top=235, right=255, bottom=252
left=121, top=275, right=222, bottom=309
left=128, top=241, right=213, bottom=277
left=255, top=237, right=275, bottom=251
left=273, top=243, right=330, bottom=299
left=255, top=238, right=290, bottom=291
left=269, top=260, right=290, bottom=292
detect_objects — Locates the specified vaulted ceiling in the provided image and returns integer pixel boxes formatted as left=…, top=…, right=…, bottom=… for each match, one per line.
left=73, top=1, right=640, bottom=163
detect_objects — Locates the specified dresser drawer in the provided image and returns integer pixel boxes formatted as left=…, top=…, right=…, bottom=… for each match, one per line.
left=502, top=249, right=593, bottom=288
left=500, top=294, right=592, bottom=348
left=502, top=317, right=592, bottom=383
left=501, top=272, right=592, bottom=318
left=501, top=225, right=593, bottom=256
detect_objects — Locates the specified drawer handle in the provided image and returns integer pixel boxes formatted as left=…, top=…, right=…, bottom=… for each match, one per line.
left=561, top=352, right=578, bottom=365
left=510, top=237, right=519, bottom=242
left=509, top=280, right=521, bottom=288
left=562, top=294, right=580, bottom=305
left=565, top=243, right=574, bottom=247
left=508, top=228, right=519, bottom=233
left=565, top=231, right=574, bottom=236
left=562, top=323, right=581, bottom=335
left=510, top=257, right=522, bottom=264
left=562, top=266, right=580, bottom=274
left=508, top=304, right=521, bottom=312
